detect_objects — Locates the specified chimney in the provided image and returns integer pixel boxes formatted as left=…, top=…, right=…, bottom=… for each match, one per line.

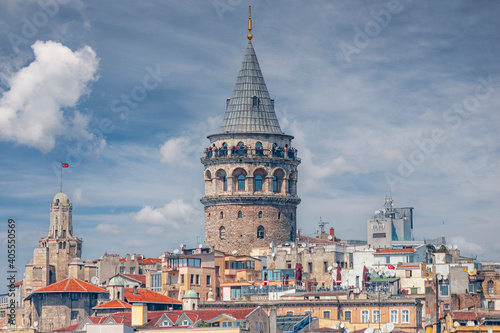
left=133, top=286, right=138, bottom=295
left=131, top=303, right=147, bottom=327
left=329, top=228, right=335, bottom=237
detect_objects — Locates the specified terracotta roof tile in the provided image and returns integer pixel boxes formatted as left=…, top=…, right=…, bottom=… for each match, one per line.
left=124, top=288, right=181, bottom=304
left=140, top=258, right=161, bottom=264
left=94, top=299, right=132, bottom=309
left=122, top=274, right=146, bottom=284
left=34, top=278, right=107, bottom=293
left=450, top=311, right=479, bottom=321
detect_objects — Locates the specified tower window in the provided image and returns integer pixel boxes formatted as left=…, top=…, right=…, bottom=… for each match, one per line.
left=257, top=226, right=265, bottom=239
left=222, top=176, right=227, bottom=191
left=219, top=227, right=226, bottom=240
left=252, top=96, right=259, bottom=106
left=238, top=175, right=245, bottom=191
left=220, top=212, right=224, bottom=219
left=255, top=175, right=263, bottom=191
left=238, top=141, right=244, bottom=148
left=238, top=211, right=242, bottom=218
left=55, top=199, right=59, bottom=205
left=258, top=211, right=262, bottom=218
left=278, top=212, right=281, bottom=219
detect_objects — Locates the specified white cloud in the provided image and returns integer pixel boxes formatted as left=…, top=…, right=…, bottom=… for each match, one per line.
left=95, top=223, right=120, bottom=235
left=72, top=188, right=90, bottom=205
left=0, top=40, right=99, bottom=152
left=131, top=199, right=201, bottom=229
left=159, top=137, right=193, bottom=166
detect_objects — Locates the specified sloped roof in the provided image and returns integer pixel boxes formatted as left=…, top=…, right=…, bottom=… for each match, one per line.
left=93, top=299, right=132, bottom=309
left=122, top=274, right=146, bottom=284
left=124, top=288, right=181, bottom=304
left=55, top=313, right=132, bottom=332
left=219, top=42, right=283, bottom=135
left=33, top=278, right=107, bottom=293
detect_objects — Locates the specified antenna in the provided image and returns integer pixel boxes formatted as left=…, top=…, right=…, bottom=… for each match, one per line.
left=318, top=217, right=330, bottom=234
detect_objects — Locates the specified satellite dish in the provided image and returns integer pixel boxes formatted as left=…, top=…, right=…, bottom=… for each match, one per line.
left=91, top=276, right=99, bottom=285
left=328, top=266, right=333, bottom=272
left=34, top=321, right=38, bottom=328
left=345, top=328, right=350, bottom=333
left=385, top=270, right=391, bottom=276
left=391, top=271, right=396, bottom=277
left=364, top=327, right=375, bottom=333
left=173, top=249, right=179, bottom=254
left=179, top=243, right=184, bottom=248
left=340, top=323, right=345, bottom=328
left=291, top=243, right=295, bottom=248
left=271, top=253, right=276, bottom=257
left=453, top=244, right=458, bottom=250
left=232, top=250, right=237, bottom=255
left=488, top=328, right=492, bottom=333
left=328, top=235, right=333, bottom=241
left=386, top=323, right=394, bottom=332
left=437, top=275, right=443, bottom=280
left=453, top=322, right=459, bottom=328
left=270, top=242, right=274, bottom=248
left=198, top=244, right=203, bottom=248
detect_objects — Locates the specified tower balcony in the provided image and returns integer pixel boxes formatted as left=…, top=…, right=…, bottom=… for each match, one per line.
left=201, top=147, right=300, bottom=164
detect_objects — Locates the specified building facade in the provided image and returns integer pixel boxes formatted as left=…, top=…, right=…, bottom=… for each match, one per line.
left=201, top=16, right=300, bottom=255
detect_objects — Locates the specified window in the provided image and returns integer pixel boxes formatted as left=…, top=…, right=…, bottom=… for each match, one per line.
left=222, top=176, right=227, bottom=191
left=252, top=96, right=259, bottom=106
left=207, top=275, right=211, bottom=286
left=373, top=310, right=380, bottom=323
left=258, top=211, right=262, bottom=218
left=220, top=211, right=223, bottom=219
left=119, top=266, right=125, bottom=273
left=71, top=311, right=78, bottom=320
left=220, top=227, right=226, bottom=240
left=152, top=272, right=162, bottom=292
left=130, top=267, right=135, bottom=274
left=71, top=293, right=79, bottom=300
left=468, top=283, right=475, bottom=293
left=255, top=175, right=263, bottom=191
left=390, top=309, right=398, bottom=323
left=272, top=176, right=280, bottom=192
left=386, top=256, right=390, bottom=264
left=238, top=175, right=245, bottom=191
left=323, top=311, right=330, bottom=319
left=345, top=311, right=351, bottom=322
left=361, top=310, right=369, bottom=323
left=238, top=211, right=242, bottom=218
left=278, top=212, right=281, bottom=219
left=401, top=309, right=409, bottom=323
left=257, top=226, right=265, bottom=239
left=308, top=262, right=313, bottom=273
left=406, top=270, right=412, bottom=278
left=190, top=274, right=194, bottom=285
left=440, top=284, right=449, bottom=296
left=488, top=280, right=495, bottom=294
left=324, top=262, right=329, bottom=273
left=181, top=274, right=185, bottom=284
left=488, top=301, right=494, bottom=310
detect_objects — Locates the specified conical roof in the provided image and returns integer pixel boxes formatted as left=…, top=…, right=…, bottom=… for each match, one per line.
left=219, top=42, right=283, bottom=134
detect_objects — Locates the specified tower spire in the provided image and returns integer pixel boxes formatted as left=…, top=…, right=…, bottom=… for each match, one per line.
left=247, top=6, right=253, bottom=43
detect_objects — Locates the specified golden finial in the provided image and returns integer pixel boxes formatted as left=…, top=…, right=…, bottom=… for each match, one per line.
left=247, top=6, right=253, bottom=43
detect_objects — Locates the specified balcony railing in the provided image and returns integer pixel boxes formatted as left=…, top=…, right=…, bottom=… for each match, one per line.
left=202, top=147, right=299, bottom=161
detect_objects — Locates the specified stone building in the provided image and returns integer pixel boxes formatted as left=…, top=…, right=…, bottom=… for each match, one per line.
left=24, top=192, right=95, bottom=297
left=201, top=11, right=300, bottom=255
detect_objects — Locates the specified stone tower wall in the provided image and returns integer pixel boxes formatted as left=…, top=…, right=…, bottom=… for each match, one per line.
left=204, top=203, right=296, bottom=254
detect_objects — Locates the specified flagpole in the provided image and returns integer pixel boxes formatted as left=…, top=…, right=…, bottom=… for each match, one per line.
left=60, top=162, right=63, bottom=193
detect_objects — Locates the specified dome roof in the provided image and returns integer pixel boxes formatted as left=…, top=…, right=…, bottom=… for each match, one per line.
left=108, top=276, right=124, bottom=286
left=183, top=289, right=199, bottom=298
left=69, top=257, right=84, bottom=265
left=53, top=192, right=70, bottom=205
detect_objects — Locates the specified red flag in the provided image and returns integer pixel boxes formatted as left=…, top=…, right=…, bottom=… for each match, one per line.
left=62, top=163, right=69, bottom=168
left=388, top=264, right=395, bottom=270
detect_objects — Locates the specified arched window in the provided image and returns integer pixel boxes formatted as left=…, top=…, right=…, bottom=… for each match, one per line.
left=59, top=242, right=62, bottom=249
left=219, top=227, right=226, bottom=240
left=238, top=175, right=245, bottom=191
left=273, top=169, right=284, bottom=193
left=238, top=211, right=242, bottom=218
left=220, top=212, right=224, bottom=219
left=255, top=175, right=263, bottom=191
left=488, top=280, right=495, bottom=294
left=255, top=141, right=263, bottom=156
left=217, top=170, right=227, bottom=192
left=205, top=170, right=212, bottom=180
left=258, top=211, right=262, bottom=218
left=55, top=199, right=59, bottom=205
left=252, top=96, right=259, bottom=107
left=257, top=226, right=265, bottom=239
left=278, top=212, right=281, bottom=219
left=255, top=142, right=262, bottom=149
left=238, top=141, right=244, bottom=148
left=63, top=242, right=66, bottom=249
left=222, top=176, right=227, bottom=191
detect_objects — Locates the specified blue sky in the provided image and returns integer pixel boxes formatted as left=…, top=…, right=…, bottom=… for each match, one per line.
left=1, top=1, right=500, bottom=290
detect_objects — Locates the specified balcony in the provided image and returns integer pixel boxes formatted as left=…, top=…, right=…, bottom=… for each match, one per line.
left=202, top=147, right=300, bottom=163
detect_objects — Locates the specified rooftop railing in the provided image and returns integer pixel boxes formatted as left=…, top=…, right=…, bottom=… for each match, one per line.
left=202, top=147, right=299, bottom=161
